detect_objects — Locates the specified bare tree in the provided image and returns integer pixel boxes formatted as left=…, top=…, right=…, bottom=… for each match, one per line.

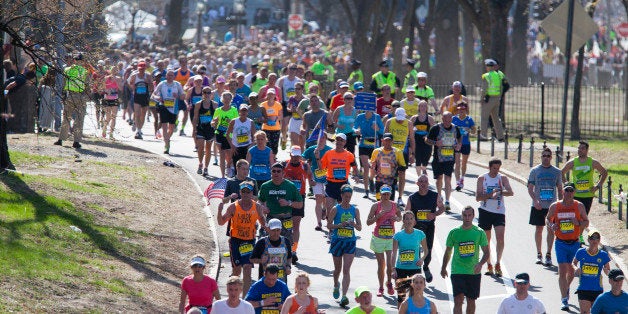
left=433, top=0, right=461, bottom=84
left=508, top=0, right=531, bottom=84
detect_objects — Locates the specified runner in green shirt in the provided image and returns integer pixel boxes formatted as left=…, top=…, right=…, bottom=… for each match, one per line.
left=212, top=92, right=239, bottom=177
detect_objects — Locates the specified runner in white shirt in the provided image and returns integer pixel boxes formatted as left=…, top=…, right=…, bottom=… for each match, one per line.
left=497, top=272, right=546, bottom=314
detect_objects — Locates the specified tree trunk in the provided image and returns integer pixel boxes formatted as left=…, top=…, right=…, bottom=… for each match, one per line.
left=7, top=85, right=37, bottom=133
left=488, top=0, right=513, bottom=72
left=167, top=0, right=183, bottom=45
left=433, top=0, right=461, bottom=84
left=461, top=11, right=476, bottom=85
left=508, top=0, right=530, bottom=84
left=571, top=49, right=584, bottom=140
left=0, top=33, right=13, bottom=170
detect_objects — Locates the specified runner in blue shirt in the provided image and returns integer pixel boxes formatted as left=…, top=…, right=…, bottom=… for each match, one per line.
left=354, top=110, right=384, bottom=198
left=451, top=102, right=476, bottom=192
left=302, top=135, right=332, bottom=231
left=572, top=229, right=611, bottom=314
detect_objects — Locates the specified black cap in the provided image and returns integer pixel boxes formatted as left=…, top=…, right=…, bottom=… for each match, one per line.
left=382, top=133, right=393, bottom=140
left=351, top=59, right=361, bottom=66
left=609, top=269, right=625, bottom=281
left=379, top=60, right=388, bottom=67
left=515, top=273, right=530, bottom=284
left=251, top=62, right=259, bottom=68
left=265, top=264, right=280, bottom=274
left=152, top=70, right=162, bottom=78
left=564, top=182, right=576, bottom=190
left=271, top=162, right=284, bottom=169
left=406, top=58, right=416, bottom=66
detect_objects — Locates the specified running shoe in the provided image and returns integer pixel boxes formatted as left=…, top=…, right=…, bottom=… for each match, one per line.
left=109, top=133, right=114, bottom=140
left=485, top=263, right=494, bottom=275
left=397, top=198, right=404, bottom=207
left=72, top=141, right=82, bottom=149
left=545, top=253, right=553, bottom=266
left=536, top=253, right=543, bottom=265
left=455, top=180, right=462, bottom=191
left=387, top=281, right=394, bottom=295
left=362, top=193, right=369, bottom=199
left=197, top=165, right=203, bottom=174
left=495, top=263, right=502, bottom=277
left=424, top=268, right=433, bottom=283
left=53, top=140, right=62, bottom=146
left=164, top=144, right=170, bottom=155
left=315, top=224, right=323, bottom=231
left=339, top=296, right=349, bottom=307
left=203, top=168, right=208, bottom=176
left=560, top=297, right=569, bottom=311
left=377, top=287, right=384, bottom=297
left=333, top=285, right=340, bottom=299
left=445, top=201, right=451, bottom=212
left=292, top=252, right=298, bottom=264
left=134, top=132, right=142, bottom=139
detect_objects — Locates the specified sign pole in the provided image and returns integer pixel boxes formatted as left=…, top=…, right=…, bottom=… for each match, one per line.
left=559, top=0, right=575, bottom=158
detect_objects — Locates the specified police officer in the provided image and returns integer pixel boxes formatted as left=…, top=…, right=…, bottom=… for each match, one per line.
left=370, top=60, right=401, bottom=99
left=402, top=58, right=418, bottom=94
left=480, top=59, right=506, bottom=141
left=54, top=52, right=90, bottom=149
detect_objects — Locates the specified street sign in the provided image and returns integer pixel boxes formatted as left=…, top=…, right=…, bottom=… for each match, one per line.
left=616, top=22, right=628, bottom=38
left=354, top=92, right=377, bottom=111
left=288, top=14, right=303, bottom=31
left=539, top=0, right=598, bottom=53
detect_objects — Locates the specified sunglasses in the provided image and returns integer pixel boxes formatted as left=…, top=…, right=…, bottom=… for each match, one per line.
left=564, top=188, right=575, bottom=193
left=203, top=91, right=212, bottom=94
left=588, top=236, right=600, bottom=240
left=241, top=189, right=252, bottom=194
left=191, top=264, right=205, bottom=268
left=271, top=169, right=283, bottom=173
left=344, top=97, right=354, bottom=100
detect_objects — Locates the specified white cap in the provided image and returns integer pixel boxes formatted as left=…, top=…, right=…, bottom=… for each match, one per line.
left=290, top=145, right=302, bottom=156
left=405, top=86, right=415, bottom=92
left=395, top=108, right=406, bottom=120
left=190, top=256, right=206, bottom=267
left=268, top=218, right=282, bottom=230
left=335, top=133, right=347, bottom=141
left=417, top=72, right=427, bottom=78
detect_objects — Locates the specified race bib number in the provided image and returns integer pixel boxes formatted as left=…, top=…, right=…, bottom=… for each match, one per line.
left=277, top=269, right=285, bottom=280
left=399, top=249, right=415, bottom=263
left=576, top=180, right=590, bottom=193
left=314, top=169, right=327, bottom=180
left=135, top=85, right=147, bottom=95
left=238, top=243, right=253, bottom=255
left=282, top=219, right=293, bottom=230
left=415, top=125, right=427, bottom=132
left=267, top=118, right=277, bottom=126
left=581, top=263, right=599, bottom=276
left=333, top=168, right=346, bottom=180
left=364, top=137, right=375, bottom=146
left=559, top=219, right=574, bottom=233
left=253, top=164, right=269, bottom=176
left=237, top=134, right=249, bottom=144
left=416, top=210, right=430, bottom=221
left=380, top=162, right=392, bottom=176
left=261, top=310, right=279, bottom=314
left=338, top=228, right=353, bottom=238
left=539, top=188, right=555, bottom=201
left=377, top=225, right=394, bottom=238
left=163, top=99, right=175, bottom=107
left=441, top=147, right=454, bottom=157
left=458, top=241, right=475, bottom=258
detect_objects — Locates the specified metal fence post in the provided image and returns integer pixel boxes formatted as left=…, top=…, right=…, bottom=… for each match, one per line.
left=476, top=128, right=481, bottom=154
left=543, top=140, right=547, bottom=150
left=599, top=174, right=604, bottom=204
left=541, top=82, right=545, bottom=137
left=619, top=184, right=624, bottom=221
left=566, top=151, right=571, bottom=181
left=529, top=137, right=535, bottom=167
left=517, top=134, right=523, bottom=163
left=491, top=136, right=495, bottom=157
left=607, top=176, right=612, bottom=211
left=504, top=130, right=509, bottom=159
left=555, top=146, right=561, bottom=167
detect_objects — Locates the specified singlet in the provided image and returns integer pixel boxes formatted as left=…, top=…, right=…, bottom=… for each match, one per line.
left=104, top=77, right=119, bottom=100
left=133, top=72, right=149, bottom=95
left=188, top=87, right=203, bottom=107
left=287, top=295, right=316, bottom=314
left=451, top=115, right=475, bottom=145
left=433, top=124, right=458, bottom=162
left=229, top=200, right=259, bottom=241
left=281, top=76, right=299, bottom=101
left=248, top=146, right=272, bottom=180
left=572, top=157, right=595, bottom=198
left=320, top=149, right=355, bottom=183
left=174, top=68, right=192, bottom=86
left=261, top=236, right=289, bottom=279
left=407, top=296, right=431, bottom=314
left=371, top=147, right=401, bottom=185
left=389, top=119, right=409, bottom=151
left=155, top=80, right=184, bottom=113
left=302, top=145, right=332, bottom=184
left=373, top=202, right=397, bottom=239
left=551, top=201, right=582, bottom=241
left=401, top=98, right=420, bottom=117
left=213, top=106, right=238, bottom=133
left=331, top=204, right=357, bottom=241
left=354, top=113, right=383, bottom=148
left=479, top=173, right=506, bottom=214
left=409, top=190, right=439, bottom=225
left=231, top=118, right=253, bottom=148
left=288, top=95, right=304, bottom=118
left=303, top=110, right=327, bottom=143
left=262, top=101, right=282, bottom=131
left=197, top=100, right=216, bottom=125
left=336, top=107, right=357, bottom=134
left=413, top=114, right=430, bottom=138
left=283, top=161, right=308, bottom=195
left=247, top=105, right=264, bottom=130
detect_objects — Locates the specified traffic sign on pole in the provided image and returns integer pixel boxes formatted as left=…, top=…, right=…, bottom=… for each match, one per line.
left=616, top=22, right=628, bottom=38
left=288, top=14, right=303, bottom=31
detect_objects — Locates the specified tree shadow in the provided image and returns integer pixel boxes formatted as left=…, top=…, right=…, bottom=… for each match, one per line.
left=294, top=263, right=332, bottom=277
left=0, top=171, right=180, bottom=287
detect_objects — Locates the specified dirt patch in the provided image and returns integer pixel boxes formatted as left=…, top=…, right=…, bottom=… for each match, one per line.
left=2, top=133, right=212, bottom=312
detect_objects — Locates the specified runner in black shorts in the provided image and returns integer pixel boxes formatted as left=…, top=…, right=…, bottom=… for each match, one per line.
left=410, top=100, right=435, bottom=177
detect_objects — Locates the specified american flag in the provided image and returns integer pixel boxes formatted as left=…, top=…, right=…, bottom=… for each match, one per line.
left=306, top=114, right=326, bottom=143
left=204, top=178, right=227, bottom=201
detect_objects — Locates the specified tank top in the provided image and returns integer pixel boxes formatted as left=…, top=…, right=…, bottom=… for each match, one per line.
left=572, top=157, right=594, bottom=198
left=389, top=119, right=409, bottom=151
left=197, top=100, right=216, bottom=125
left=402, top=98, right=420, bottom=117
left=288, top=95, right=304, bottom=118
left=231, top=118, right=253, bottom=147
left=134, top=73, right=148, bottom=95
left=229, top=200, right=259, bottom=241
left=407, top=296, right=431, bottom=314
left=288, top=295, right=317, bottom=314
left=248, top=146, right=272, bottom=180
left=332, top=204, right=357, bottom=241
left=409, top=189, right=439, bottom=225
left=262, top=101, right=282, bottom=131
left=104, top=77, right=119, bottom=100
left=479, top=173, right=506, bottom=214
left=283, top=161, right=308, bottom=195
left=373, top=202, right=397, bottom=239
left=247, top=106, right=264, bottom=130
left=373, top=147, right=399, bottom=185
left=174, top=68, right=191, bottom=86
left=551, top=201, right=582, bottom=241
left=336, top=107, right=356, bottom=134
left=413, top=114, right=430, bottom=137
left=261, top=237, right=289, bottom=279
left=282, top=76, right=299, bottom=101
left=435, top=124, right=457, bottom=162
left=189, top=87, right=203, bottom=107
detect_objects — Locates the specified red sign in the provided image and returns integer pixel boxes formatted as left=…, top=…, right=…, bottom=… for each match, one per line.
left=288, top=14, right=303, bottom=31
left=616, top=22, right=628, bottom=37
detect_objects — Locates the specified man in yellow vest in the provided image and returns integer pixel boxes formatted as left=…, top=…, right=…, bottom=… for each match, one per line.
left=480, top=59, right=505, bottom=141
left=54, top=52, right=90, bottom=149
left=347, top=59, right=363, bottom=91
left=401, top=58, right=417, bottom=94
left=370, top=60, right=400, bottom=99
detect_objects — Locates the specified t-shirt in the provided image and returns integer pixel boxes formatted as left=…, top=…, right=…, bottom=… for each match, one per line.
left=345, top=306, right=387, bottom=314
left=258, top=180, right=302, bottom=216
left=445, top=225, right=488, bottom=275
left=451, top=115, right=475, bottom=145
left=302, top=145, right=332, bottom=183
left=527, top=164, right=562, bottom=209
left=591, top=291, right=628, bottom=314
left=244, top=277, right=291, bottom=314
left=376, top=97, right=394, bottom=118
left=181, top=275, right=219, bottom=311
left=574, top=248, right=610, bottom=291
left=320, top=149, right=356, bottom=183
left=497, top=294, right=546, bottom=314
left=354, top=113, right=384, bottom=148
left=214, top=106, right=238, bottom=133
left=393, top=229, right=426, bottom=270
left=154, top=80, right=184, bottom=113
left=210, top=299, right=255, bottom=314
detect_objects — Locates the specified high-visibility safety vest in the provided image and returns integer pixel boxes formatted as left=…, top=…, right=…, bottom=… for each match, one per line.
left=402, top=69, right=417, bottom=93
left=64, top=65, right=87, bottom=93
left=372, top=71, right=397, bottom=94
left=481, top=71, right=502, bottom=96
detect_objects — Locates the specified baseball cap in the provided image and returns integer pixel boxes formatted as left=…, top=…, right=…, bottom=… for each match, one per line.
left=395, top=107, right=407, bottom=120
left=239, top=104, right=249, bottom=111
left=353, top=81, right=364, bottom=90
left=190, top=256, right=206, bottom=267
left=456, top=102, right=468, bottom=109
left=514, top=273, right=530, bottom=284
left=137, top=61, right=146, bottom=68
left=484, top=59, right=497, bottom=66
left=406, top=58, right=417, bottom=66
left=341, top=185, right=353, bottom=193
left=266, top=88, right=276, bottom=95
left=587, top=229, right=601, bottom=238
left=239, top=181, right=254, bottom=191
left=268, top=218, right=282, bottom=230
left=609, top=269, right=625, bottom=281
left=354, top=286, right=371, bottom=298
left=453, top=81, right=462, bottom=87
left=290, top=145, right=302, bottom=156
left=382, top=133, right=393, bottom=140
left=417, top=72, right=427, bottom=78
left=335, top=133, right=347, bottom=141
left=564, top=182, right=576, bottom=190
left=378, top=60, right=388, bottom=67
left=339, top=81, right=349, bottom=89
left=406, top=86, right=415, bottom=93
left=216, top=76, right=226, bottom=83
left=152, top=70, right=163, bottom=78
left=380, top=185, right=392, bottom=194
left=193, top=75, right=203, bottom=81
left=351, top=59, right=362, bottom=66
left=265, top=264, right=280, bottom=274
left=249, top=92, right=258, bottom=98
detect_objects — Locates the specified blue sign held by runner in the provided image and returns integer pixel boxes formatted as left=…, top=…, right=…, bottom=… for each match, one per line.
left=354, top=92, right=377, bottom=111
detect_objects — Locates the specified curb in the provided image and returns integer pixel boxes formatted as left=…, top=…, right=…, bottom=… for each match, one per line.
left=467, top=158, right=628, bottom=281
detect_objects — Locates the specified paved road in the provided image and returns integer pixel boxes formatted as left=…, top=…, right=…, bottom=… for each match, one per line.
left=79, top=106, right=617, bottom=313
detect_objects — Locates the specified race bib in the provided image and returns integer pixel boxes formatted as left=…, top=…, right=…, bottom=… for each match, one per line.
left=582, top=263, right=599, bottom=276
left=163, top=99, right=175, bottom=107
left=267, top=118, right=277, bottom=126
left=199, top=115, right=212, bottom=124
left=314, top=169, right=327, bottom=180
left=416, top=210, right=430, bottom=221
left=415, top=125, right=427, bottom=132
left=253, top=164, right=269, bottom=176
left=380, top=162, right=392, bottom=176
left=399, top=249, right=415, bottom=263
left=539, top=188, right=555, bottom=201
left=377, top=225, right=394, bottom=238
left=237, top=134, right=249, bottom=144
left=576, top=180, right=590, bottom=193
left=135, top=85, right=147, bottom=95
left=559, top=219, right=574, bottom=233
left=364, top=137, right=375, bottom=146
left=282, top=219, right=293, bottom=230
left=277, top=269, right=285, bottom=280
left=441, top=147, right=454, bottom=157
left=332, top=168, right=346, bottom=180
left=238, top=243, right=253, bottom=255
left=337, top=228, right=353, bottom=238
left=261, top=310, right=279, bottom=314
left=458, top=241, right=475, bottom=258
